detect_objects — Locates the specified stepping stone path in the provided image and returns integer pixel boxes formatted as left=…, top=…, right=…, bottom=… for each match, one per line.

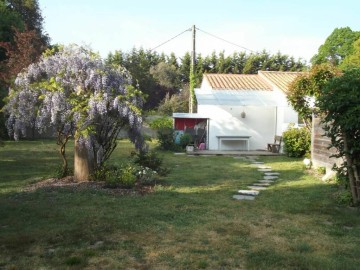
left=258, top=180, right=275, bottom=183
left=233, top=157, right=280, bottom=201
left=232, top=194, right=255, bottom=200
left=257, top=168, right=273, bottom=172
left=238, top=190, right=259, bottom=196
left=264, top=172, right=280, bottom=176
left=263, top=176, right=278, bottom=180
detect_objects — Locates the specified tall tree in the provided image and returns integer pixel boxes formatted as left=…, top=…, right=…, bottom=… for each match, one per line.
left=150, top=62, right=180, bottom=92
left=167, top=52, right=178, bottom=68
left=0, top=0, right=49, bottom=141
left=311, top=27, right=360, bottom=66
left=230, top=52, right=248, bottom=73
left=179, top=51, right=191, bottom=84
left=317, top=68, right=360, bottom=204
left=340, top=38, right=360, bottom=69
left=107, top=47, right=161, bottom=109
left=243, top=51, right=270, bottom=74
left=3, top=0, right=49, bottom=44
left=287, top=64, right=340, bottom=130
left=4, top=46, right=145, bottom=181
left=0, top=1, right=24, bottom=61
left=0, top=28, right=45, bottom=82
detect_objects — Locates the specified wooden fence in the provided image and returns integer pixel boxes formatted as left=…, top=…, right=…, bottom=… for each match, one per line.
left=311, top=116, right=341, bottom=177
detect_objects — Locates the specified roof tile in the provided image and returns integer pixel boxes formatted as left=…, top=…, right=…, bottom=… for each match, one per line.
left=203, top=71, right=302, bottom=92
left=258, top=71, right=303, bottom=93
left=204, top=74, right=272, bottom=91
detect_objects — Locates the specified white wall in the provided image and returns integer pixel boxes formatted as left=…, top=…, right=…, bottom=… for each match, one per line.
left=276, top=107, right=299, bottom=134
left=198, top=104, right=277, bottom=150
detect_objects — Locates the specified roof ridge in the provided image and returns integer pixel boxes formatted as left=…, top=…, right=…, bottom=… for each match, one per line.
left=259, top=70, right=303, bottom=74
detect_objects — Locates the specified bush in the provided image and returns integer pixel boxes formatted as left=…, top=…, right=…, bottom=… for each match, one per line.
left=133, top=150, right=169, bottom=176
left=91, top=163, right=137, bottom=188
left=157, top=91, right=189, bottom=116
left=54, top=165, right=73, bottom=178
left=179, top=133, right=193, bottom=149
left=136, top=166, right=159, bottom=185
left=149, top=116, right=172, bottom=130
left=149, top=117, right=178, bottom=150
left=283, top=126, right=311, bottom=157
left=117, top=164, right=137, bottom=188
left=157, top=128, right=178, bottom=150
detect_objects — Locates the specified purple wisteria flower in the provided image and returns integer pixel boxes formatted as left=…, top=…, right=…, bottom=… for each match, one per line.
left=4, top=45, right=146, bottom=168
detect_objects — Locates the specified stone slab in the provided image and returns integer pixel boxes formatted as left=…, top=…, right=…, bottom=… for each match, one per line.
left=233, top=195, right=255, bottom=200
left=264, top=172, right=280, bottom=176
left=251, top=161, right=264, bottom=164
left=238, top=190, right=260, bottom=196
left=258, top=169, right=272, bottom=172
left=258, top=180, right=275, bottom=183
left=257, top=165, right=272, bottom=169
left=252, top=182, right=271, bottom=186
left=263, top=176, right=278, bottom=180
left=247, top=185, right=268, bottom=190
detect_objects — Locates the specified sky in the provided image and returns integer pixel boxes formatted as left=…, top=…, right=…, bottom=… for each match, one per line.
left=38, top=0, right=360, bottom=63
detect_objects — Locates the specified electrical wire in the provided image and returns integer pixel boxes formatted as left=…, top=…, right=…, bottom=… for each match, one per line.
left=150, top=28, right=192, bottom=51
left=150, top=26, right=256, bottom=54
left=196, top=27, right=255, bottom=53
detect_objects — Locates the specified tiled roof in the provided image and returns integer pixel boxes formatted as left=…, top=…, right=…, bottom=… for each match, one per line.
left=203, top=71, right=302, bottom=92
left=258, top=71, right=303, bottom=93
left=203, top=74, right=272, bottom=91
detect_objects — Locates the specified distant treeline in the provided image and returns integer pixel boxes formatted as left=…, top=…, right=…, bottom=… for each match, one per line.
left=106, top=48, right=307, bottom=110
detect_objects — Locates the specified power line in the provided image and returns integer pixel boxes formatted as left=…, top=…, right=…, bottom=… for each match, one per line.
left=196, top=27, right=255, bottom=53
left=150, top=26, right=256, bottom=54
left=150, top=27, right=192, bottom=51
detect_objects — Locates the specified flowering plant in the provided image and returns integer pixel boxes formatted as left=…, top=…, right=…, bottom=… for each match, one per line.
left=136, top=166, right=158, bottom=185
left=4, top=45, right=146, bottom=180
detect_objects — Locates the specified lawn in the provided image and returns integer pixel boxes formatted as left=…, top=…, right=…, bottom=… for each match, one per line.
left=0, top=140, right=360, bottom=269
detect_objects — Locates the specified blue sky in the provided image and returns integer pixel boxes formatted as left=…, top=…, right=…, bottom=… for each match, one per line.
left=38, top=0, right=360, bottom=62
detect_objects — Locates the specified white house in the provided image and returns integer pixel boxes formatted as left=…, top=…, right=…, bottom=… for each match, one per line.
left=173, top=71, right=302, bottom=151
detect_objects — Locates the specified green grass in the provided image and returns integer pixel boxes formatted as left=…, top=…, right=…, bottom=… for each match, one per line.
left=1, top=140, right=360, bottom=269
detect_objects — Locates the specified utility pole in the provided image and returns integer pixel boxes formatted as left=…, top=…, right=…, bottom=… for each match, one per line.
left=191, top=25, right=196, bottom=74
left=189, top=25, right=196, bottom=113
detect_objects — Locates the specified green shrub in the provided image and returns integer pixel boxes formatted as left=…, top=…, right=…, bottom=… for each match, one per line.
left=133, top=150, right=169, bottom=176
left=149, top=117, right=172, bottom=129
left=54, top=165, right=73, bottom=178
left=133, top=150, right=162, bottom=170
left=90, top=166, right=109, bottom=182
left=136, top=166, right=159, bottom=185
left=283, top=126, right=311, bottom=157
left=157, top=127, right=177, bottom=150
left=149, top=117, right=178, bottom=150
left=179, top=133, right=193, bottom=149
left=92, top=163, right=137, bottom=188
left=117, top=164, right=137, bottom=188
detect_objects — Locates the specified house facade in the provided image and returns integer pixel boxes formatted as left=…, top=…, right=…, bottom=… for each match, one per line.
left=173, top=71, right=301, bottom=151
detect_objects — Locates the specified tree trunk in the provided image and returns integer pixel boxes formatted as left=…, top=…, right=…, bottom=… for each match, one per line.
left=74, top=139, right=94, bottom=182
left=352, top=164, right=360, bottom=203
left=60, top=143, right=67, bottom=177
left=342, top=134, right=359, bottom=204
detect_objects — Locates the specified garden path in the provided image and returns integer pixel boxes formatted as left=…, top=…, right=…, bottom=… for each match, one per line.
left=233, top=156, right=280, bottom=201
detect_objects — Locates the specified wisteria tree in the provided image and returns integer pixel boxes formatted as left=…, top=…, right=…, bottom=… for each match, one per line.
left=4, top=45, right=145, bottom=181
